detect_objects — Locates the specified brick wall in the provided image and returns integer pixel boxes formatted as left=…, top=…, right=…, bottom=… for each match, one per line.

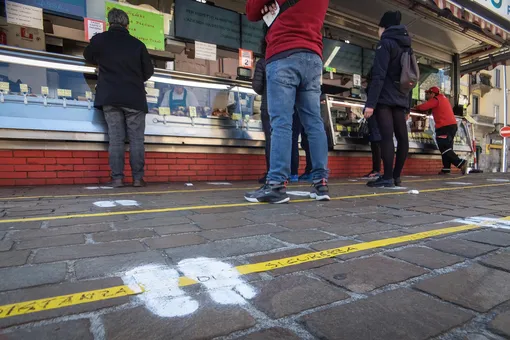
left=0, top=149, right=447, bottom=186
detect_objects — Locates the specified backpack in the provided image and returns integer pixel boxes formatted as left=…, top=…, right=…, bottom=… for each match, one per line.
left=399, top=48, right=420, bottom=94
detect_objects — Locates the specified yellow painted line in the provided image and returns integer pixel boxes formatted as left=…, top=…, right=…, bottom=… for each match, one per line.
left=0, top=177, right=462, bottom=202
left=0, top=182, right=508, bottom=224
left=0, top=285, right=143, bottom=320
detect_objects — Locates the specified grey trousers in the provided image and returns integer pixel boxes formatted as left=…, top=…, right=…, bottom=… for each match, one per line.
left=103, top=106, right=146, bottom=180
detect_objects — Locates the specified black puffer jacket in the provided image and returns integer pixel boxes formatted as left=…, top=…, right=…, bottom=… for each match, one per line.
left=365, top=25, right=412, bottom=109
left=252, top=58, right=267, bottom=113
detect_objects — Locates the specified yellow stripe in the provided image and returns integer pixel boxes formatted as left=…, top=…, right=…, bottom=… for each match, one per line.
left=0, top=285, right=142, bottom=319
left=0, top=177, right=461, bottom=202
left=0, top=182, right=508, bottom=224
left=178, top=224, right=481, bottom=286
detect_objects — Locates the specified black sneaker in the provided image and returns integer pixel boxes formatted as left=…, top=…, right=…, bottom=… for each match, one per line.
left=394, top=177, right=402, bottom=187
left=310, top=179, right=331, bottom=201
left=244, top=183, right=290, bottom=204
left=258, top=174, right=267, bottom=184
left=366, top=176, right=395, bottom=188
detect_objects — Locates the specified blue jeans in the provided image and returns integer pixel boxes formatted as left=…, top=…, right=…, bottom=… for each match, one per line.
left=266, top=52, right=329, bottom=183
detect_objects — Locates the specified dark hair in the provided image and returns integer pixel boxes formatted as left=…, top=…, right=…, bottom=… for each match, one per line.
left=260, top=25, right=268, bottom=56
left=108, top=8, right=129, bottom=27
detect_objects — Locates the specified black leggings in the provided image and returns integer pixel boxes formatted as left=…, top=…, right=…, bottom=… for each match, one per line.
left=375, top=105, right=409, bottom=180
left=371, top=142, right=381, bottom=173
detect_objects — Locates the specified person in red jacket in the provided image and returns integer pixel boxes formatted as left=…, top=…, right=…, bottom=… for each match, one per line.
left=414, top=86, right=468, bottom=175
left=244, top=0, right=330, bottom=204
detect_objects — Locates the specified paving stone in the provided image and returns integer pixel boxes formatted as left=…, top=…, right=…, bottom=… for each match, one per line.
left=313, top=256, right=428, bottom=293
left=415, top=264, right=510, bottom=312
left=1, top=319, right=93, bottom=340
left=17, top=234, right=85, bottom=250
left=301, top=288, right=473, bottom=340
left=0, top=221, right=42, bottom=231
left=301, top=208, right=346, bottom=218
left=310, top=239, right=377, bottom=259
left=276, top=219, right=330, bottom=230
left=401, top=221, right=468, bottom=235
left=153, top=224, right=201, bottom=235
left=5, top=209, right=55, bottom=217
left=166, top=235, right=286, bottom=262
left=115, top=216, right=192, bottom=229
left=0, top=240, right=13, bottom=251
left=408, top=206, right=451, bottom=213
left=93, top=229, right=155, bottom=243
left=0, top=250, right=30, bottom=268
left=250, top=275, right=348, bottom=319
left=462, top=230, right=510, bottom=247
left=75, top=251, right=168, bottom=279
left=47, top=215, right=126, bottom=227
left=33, top=241, right=145, bottom=263
left=320, top=215, right=371, bottom=225
left=441, top=208, right=494, bottom=218
left=201, top=224, right=287, bottom=241
left=271, top=230, right=334, bottom=244
left=387, top=247, right=464, bottom=269
left=103, top=303, right=256, bottom=340
left=489, top=311, right=510, bottom=338
left=244, top=212, right=305, bottom=223
left=11, top=224, right=111, bottom=240
left=0, top=231, right=5, bottom=240
left=356, top=230, right=408, bottom=242
left=190, top=212, right=252, bottom=229
left=382, top=214, right=453, bottom=227
left=0, top=277, right=130, bottom=328
left=236, top=328, right=301, bottom=340
left=321, top=221, right=401, bottom=237
left=480, top=252, right=510, bottom=272
left=248, top=248, right=336, bottom=276
left=144, top=234, right=206, bottom=249
left=0, top=263, right=67, bottom=291
left=426, top=239, right=499, bottom=258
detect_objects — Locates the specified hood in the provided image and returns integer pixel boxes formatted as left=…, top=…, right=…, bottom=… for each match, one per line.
left=381, top=25, right=411, bottom=48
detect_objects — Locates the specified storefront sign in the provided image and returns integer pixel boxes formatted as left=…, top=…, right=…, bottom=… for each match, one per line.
left=6, top=1, right=43, bottom=30
left=472, top=0, right=510, bottom=21
left=239, top=49, right=253, bottom=69
left=8, top=0, right=86, bottom=18
left=105, top=2, right=164, bottom=51
left=84, top=18, right=106, bottom=42
left=195, top=41, right=217, bottom=61
left=174, top=0, right=240, bottom=49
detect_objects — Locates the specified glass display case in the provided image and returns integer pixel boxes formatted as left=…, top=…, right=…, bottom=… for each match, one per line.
left=321, top=95, right=472, bottom=153
left=0, top=45, right=263, bottom=145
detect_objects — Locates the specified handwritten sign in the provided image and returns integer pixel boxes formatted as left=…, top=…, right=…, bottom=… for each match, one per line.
left=19, top=84, right=28, bottom=93
left=57, top=89, right=72, bottom=98
left=105, top=2, right=164, bottom=51
left=85, top=91, right=93, bottom=100
left=232, top=113, right=242, bottom=121
left=0, top=82, right=10, bottom=92
left=6, top=1, right=43, bottom=30
left=159, top=107, right=171, bottom=115
left=145, top=87, right=160, bottom=97
left=195, top=41, right=217, bottom=61
left=84, top=18, right=106, bottom=42
left=189, top=106, right=197, bottom=118
left=41, top=86, right=49, bottom=95
left=239, top=49, right=253, bottom=69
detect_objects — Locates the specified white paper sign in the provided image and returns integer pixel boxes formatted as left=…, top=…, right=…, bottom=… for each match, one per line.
left=6, top=1, right=43, bottom=30
left=195, top=41, right=217, bottom=61
left=353, top=74, right=361, bottom=87
left=85, top=18, right=106, bottom=42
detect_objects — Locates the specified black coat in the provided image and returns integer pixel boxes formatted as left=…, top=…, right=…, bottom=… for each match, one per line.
left=365, top=25, right=412, bottom=110
left=83, top=26, right=154, bottom=113
left=365, top=69, right=382, bottom=142
left=252, top=58, right=267, bottom=113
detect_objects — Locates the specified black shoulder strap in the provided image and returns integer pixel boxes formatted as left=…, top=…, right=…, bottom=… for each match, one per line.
left=268, top=0, right=300, bottom=29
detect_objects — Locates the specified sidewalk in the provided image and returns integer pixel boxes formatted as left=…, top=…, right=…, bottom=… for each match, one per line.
left=0, top=174, right=509, bottom=340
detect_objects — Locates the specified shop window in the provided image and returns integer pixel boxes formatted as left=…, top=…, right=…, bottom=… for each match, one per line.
left=494, top=105, right=500, bottom=124
left=495, top=69, right=501, bottom=88
left=472, top=95, right=480, bottom=115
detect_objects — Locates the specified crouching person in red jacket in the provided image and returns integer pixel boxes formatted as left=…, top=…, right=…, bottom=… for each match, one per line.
left=414, top=87, right=468, bottom=175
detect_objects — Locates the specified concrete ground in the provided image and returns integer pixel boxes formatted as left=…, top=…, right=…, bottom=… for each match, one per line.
left=0, top=174, right=509, bottom=340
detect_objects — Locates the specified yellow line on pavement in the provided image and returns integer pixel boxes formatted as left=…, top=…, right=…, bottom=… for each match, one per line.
left=0, top=285, right=143, bottom=320
left=178, top=223, right=481, bottom=286
left=0, top=177, right=461, bottom=201
left=0, top=182, right=507, bottom=224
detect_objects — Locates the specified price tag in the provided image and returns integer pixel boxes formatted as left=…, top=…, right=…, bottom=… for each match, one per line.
left=57, top=89, right=72, bottom=97
left=159, top=107, right=171, bottom=115
left=85, top=91, right=93, bottom=100
left=145, top=81, right=155, bottom=88
left=19, top=84, right=28, bottom=93
left=353, top=74, right=361, bottom=87
left=41, top=86, right=49, bottom=95
left=189, top=106, right=197, bottom=118
left=232, top=113, right=242, bottom=121
left=325, top=66, right=336, bottom=73
left=145, top=87, right=160, bottom=97
left=0, top=82, right=9, bottom=92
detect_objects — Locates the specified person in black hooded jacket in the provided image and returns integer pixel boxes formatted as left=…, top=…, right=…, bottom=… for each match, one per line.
left=364, top=10, right=411, bottom=188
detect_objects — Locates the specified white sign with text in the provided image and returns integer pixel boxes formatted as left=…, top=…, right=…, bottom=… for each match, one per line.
left=6, top=1, right=43, bottom=30
left=195, top=41, right=217, bottom=61
left=473, top=0, right=510, bottom=21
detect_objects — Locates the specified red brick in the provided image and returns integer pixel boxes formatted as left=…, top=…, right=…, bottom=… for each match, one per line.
left=0, top=172, right=27, bottom=179
left=74, top=178, right=101, bottom=184
left=148, top=165, right=169, bottom=171
left=27, top=158, right=56, bottom=165
left=57, top=158, right=83, bottom=165
left=74, top=165, right=101, bottom=171
left=83, top=171, right=110, bottom=178
left=46, top=165, right=74, bottom=171
left=14, top=150, right=44, bottom=157
left=197, top=159, right=215, bottom=165
left=15, top=165, right=45, bottom=172
left=146, top=152, right=167, bottom=159
left=0, top=179, right=16, bottom=186
left=44, top=151, right=73, bottom=158
left=189, top=165, right=208, bottom=171
left=197, top=170, right=216, bottom=176
left=46, top=178, right=75, bottom=185
left=99, top=165, right=110, bottom=171
left=0, top=165, right=14, bottom=172
left=146, top=176, right=169, bottom=183
left=72, top=151, right=99, bottom=158
left=84, top=158, right=109, bottom=165
left=155, top=159, right=177, bottom=165
left=57, top=172, right=84, bottom=178
left=171, top=165, right=189, bottom=170
left=168, top=176, right=190, bottom=182
left=0, top=151, right=13, bottom=158
left=156, top=170, right=177, bottom=176
left=145, top=171, right=157, bottom=176
left=177, top=171, right=197, bottom=176
left=28, top=172, right=57, bottom=178
left=176, top=159, right=196, bottom=165
left=15, top=179, right=46, bottom=185
left=0, top=158, right=26, bottom=165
